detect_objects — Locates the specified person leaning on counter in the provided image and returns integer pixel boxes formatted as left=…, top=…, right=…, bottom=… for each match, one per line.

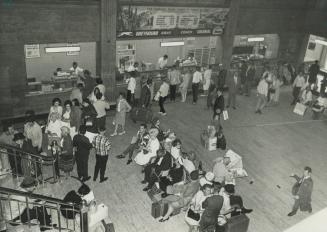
left=70, top=61, right=84, bottom=85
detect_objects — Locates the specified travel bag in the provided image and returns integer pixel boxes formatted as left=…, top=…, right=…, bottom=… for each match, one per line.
left=225, top=214, right=250, bottom=232
left=130, top=107, right=153, bottom=123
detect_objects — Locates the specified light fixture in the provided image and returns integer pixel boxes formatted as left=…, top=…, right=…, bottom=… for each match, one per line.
left=247, top=37, right=265, bottom=42
left=45, top=46, right=81, bottom=53
left=160, top=41, right=185, bottom=47
left=315, top=39, right=327, bottom=46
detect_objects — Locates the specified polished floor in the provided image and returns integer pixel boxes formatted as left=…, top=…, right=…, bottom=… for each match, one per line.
left=2, top=87, right=327, bottom=232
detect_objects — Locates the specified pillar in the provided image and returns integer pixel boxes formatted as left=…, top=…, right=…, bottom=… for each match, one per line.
left=100, top=0, right=117, bottom=100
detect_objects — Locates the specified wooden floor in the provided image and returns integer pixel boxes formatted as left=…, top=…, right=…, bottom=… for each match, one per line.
left=2, top=86, right=327, bottom=232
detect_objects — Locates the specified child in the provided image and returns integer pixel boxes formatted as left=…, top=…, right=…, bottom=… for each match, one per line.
left=111, top=92, right=131, bottom=136
left=216, top=130, right=226, bottom=151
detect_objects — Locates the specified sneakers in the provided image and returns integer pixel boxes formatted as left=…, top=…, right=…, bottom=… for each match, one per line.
left=110, top=132, right=117, bottom=137
left=118, top=131, right=126, bottom=135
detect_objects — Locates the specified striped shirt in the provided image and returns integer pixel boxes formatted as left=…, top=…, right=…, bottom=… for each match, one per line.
left=92, top=134, right=111, bottom=156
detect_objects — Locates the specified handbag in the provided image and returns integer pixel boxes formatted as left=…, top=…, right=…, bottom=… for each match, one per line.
left=187, top=208, right=200, bottom=221
left=223, top=110, right=229, bottom=120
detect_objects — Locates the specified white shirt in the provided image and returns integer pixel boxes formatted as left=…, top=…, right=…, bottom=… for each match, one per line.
left=95, top=84, right=106, bottom=95
left=46, top=120, right=63, bottom=137
left=159, top=82, right=169, bottom=97
left=70, top=66, right=83, bottom=75
left=190, top=190, right=207, bottom=212
left=158, top=57, right=168, bottom=69
left=171, top=146, right=181, bottom=160
left=257, top=79, right=269, bottom=96
left=301, top=90, right=312, bottom=104
left=192, top=71, right=203, bottom=84
left=293, top=75, right=306, bottom=89
left=127, top=77, right=136, bottom=93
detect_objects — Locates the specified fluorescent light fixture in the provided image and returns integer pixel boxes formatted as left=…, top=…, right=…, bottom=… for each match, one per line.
left=160, top=41, right=185, bottom=47
left=315, top=39, right=327, bottom=46
left=45, top=46, right=81, bottom=53
left=247, top=37, right=265, bottom=42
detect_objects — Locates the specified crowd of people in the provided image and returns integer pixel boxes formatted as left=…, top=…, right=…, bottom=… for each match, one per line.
left=0, top=57, right=322, bottom=232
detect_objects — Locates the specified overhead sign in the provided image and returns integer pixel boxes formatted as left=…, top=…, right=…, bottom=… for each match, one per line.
left=117, top=6, right=229, bottom=39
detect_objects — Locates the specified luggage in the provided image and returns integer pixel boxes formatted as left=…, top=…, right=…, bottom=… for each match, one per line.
left=200, top=130, right=217, bottom=151
left=225, top=214, right=250, bottom=232
left=147, top=184, right=162, bottom=202
left=130, top=107, right=153, bottom=123
left=293, top=103, right=306, bottom=116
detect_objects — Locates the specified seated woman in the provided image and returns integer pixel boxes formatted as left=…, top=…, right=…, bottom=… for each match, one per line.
left=186, top=184, right=213, bottom=231
left=46, top=113, right=63, bottom=138
left=116, top=123, right=148, bottom=165
left=159, top=158, right=184, bottom=197
left=151, top=117, right=169, bottom=142
left=142, top=148, right=172, bottom=192
left=134, top=128, right=160, bottom=166
left=301, top=85, right=313, bottom=106
left=58, top=126, right=74, bottom=179
left=159, top=170, right=200, bottom=222
left=312, top=94, right=327, bottom=119
left=48, top=98, right=63, bottom=122
left=170, top=139, right=182, bottom=160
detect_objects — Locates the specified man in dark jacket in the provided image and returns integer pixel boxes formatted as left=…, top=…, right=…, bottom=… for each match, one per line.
left=226, top=68, right=240, bottom=109
left=288, top=166, right=313, bottom=216
left=140, top=79, right=152, bottom=108
left=73, top=125, right=93, bottom=182
left=245, top=62, right=256, bottom=96
left=308, top=60, right=320, bottom=85
left=213, top=89, right=225, bottom=120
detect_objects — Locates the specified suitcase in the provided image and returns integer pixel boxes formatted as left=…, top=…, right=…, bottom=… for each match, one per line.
left=130, top=107, right=153, bottom=123
left=151, top=202, right=162, bottom=218
left=225, top=214, right=250, bottom=232
left=293, top=102, right=306, bottom=116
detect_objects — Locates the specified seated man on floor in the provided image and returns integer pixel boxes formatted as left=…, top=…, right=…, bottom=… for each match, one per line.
left=312, top=93, right=327, bottom=119
left=300, top=85, right=313, bottom=106
left=116, top=123, right=148, bottom=165
left=212, top=156, right=233, bottom=184
left=8, top=177, right=54, bottom=231
left=159, top=170, right=200, bottom=222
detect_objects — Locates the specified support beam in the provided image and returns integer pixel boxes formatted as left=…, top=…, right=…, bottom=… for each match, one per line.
left=100, top=0, right=117, bottom=100
left=221, top=0, right=241, bottom=69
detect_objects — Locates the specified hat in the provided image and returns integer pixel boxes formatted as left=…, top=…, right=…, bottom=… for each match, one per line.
left=13, top=133, right=25, bottom=141
left=205, top=172, right=215, bottom=182
left=190, top=170, right=199, bottom=181
left=224, top=184, right=235, bottom=194
left=20, top=177, right=38, bottom=189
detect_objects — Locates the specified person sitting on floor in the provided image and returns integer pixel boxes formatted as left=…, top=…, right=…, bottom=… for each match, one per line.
left=212, top=156, right=235, bottom=185
left=134, top=128, right=160, bottom=167
left=312, top=93, right=327, bottom=119
left=171, top=139, right=182, bottom=160
left=151, top=117, right=169, bottom=142
left=216, top=130, right=226, bottom=151
left=300, top=85, right=313, bottom=106
left=159, top=157, right=184, bottom=198
left=116, top=123, right=148, bottom=164
left=141, top=148, right=173, bottom=192
left=159, top=170, right=200, bottom=222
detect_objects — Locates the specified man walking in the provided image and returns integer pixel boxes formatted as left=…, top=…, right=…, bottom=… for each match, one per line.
left=288, top=166, right=313, bottom=216
left=73, top=125, right=93, bottom=182
left=192, top=66, right=203, bottom=104
left=255, top=76, right=269, bottom=114
left=92, top=128, right=111, bottom=183
left=226, top=68, right=239, bottom=109
left=168, top=65, right=180, bottom=102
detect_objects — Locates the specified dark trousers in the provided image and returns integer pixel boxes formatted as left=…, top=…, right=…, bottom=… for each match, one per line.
left=76, top=155, right=89, bottom=179
left=159, top=177, right=173, bottom=193
left=192, top=83, right=199, bottom=103
left=292, top=199, right=312, bottom=213
left=96, top=116, right=106, bottom=130
left=127, top=90, right=134, bottom=105
left=9, top=153, right=22, bottom=176
left=159, top=96, right=166, bottom=113
left=292, top=87, right=301, bottom=104
left=123, top=143, right=139, bottom=160
left=244, top=81, right=251, bottom=96
left=94, top=154, right=108, bottom=181
left=144, top=163, right=159, bottom=188
left=13, top=206, right=51, bottom=228
left=169, top=85, right=177, bottom=101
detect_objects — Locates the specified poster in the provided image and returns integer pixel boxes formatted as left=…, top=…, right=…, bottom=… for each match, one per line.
left=117, top=6, right=229, bottom=39
left=25, top=44, right=40, bottom=58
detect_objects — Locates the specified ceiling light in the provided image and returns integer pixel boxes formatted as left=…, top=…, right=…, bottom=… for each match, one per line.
left=160, top=41, right=185, bottom=47
left=45, top=46, right=81, bottom=53
left=247, top=37, right=265, bottom=42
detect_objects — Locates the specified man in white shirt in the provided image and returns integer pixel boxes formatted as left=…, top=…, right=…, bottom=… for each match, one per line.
left=127, top=62, right=139, bottom=72
left=158, top=55, right=168, bottom=69
left=168, top=65, right=181, bottom=102
left=126, top=71, right=136, bottom=104
left=70, top=62, right=84, bottom=84
left=291, top=71, right=306, bottom=105
left=158, top=79, right=170, bottom=116
left=93, top=92, right=110, bottom=130
left=255, top=76, right=269, bottom=114
left=192, top=66, right=203, bottom=104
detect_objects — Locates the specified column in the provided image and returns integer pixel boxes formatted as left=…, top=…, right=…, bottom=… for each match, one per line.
left=221, top=0, right=241, bottom=69
left=100, top=0, right=117, bottom=100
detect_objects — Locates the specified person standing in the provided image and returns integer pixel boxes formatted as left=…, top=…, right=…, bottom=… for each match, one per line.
left=126, top=71, right=136, bottom=105
left=213, top=89, right=225, bottom=129
left=70, top=62, right=84, bottom=84
left=291, top=71, right=306, bottom=105
left=168, top=65, right=180, bottom=102
left=288, top=166, right=313, bottom=216
left=255, top=76, right=269, bottom=114
left=180, top=68, right=191, bottom=103
left=0, top=123, right=17, bottom=172
left=93, top=92, right=110, bottom=131
left=245, top=62, right=256, bottom=96
left=94, top=78, right=106, bottom=97
left=158, top=54, right=168, bottom=69
left=226, top=69, right=239, bottom=109
left=70, top=83, right=84, bottom=105
left=157, top=79, right=170, bottom=116
left=270, top=75, right=283, bottom=105
left=111, top=92, right=131, bottom=136
left=202, top=65, right=212, bottom=96
left=239, top=61, right=248, bottom=95
left=140, top=79, right=152, bottom=108
left=192, top=66, right=203, bottom=105
left=73, top=125, right=93, bottom=182
left=308, top=60, right=320, bottom=86
left=24, top=111, right=42, bottom=152
left=92, top=128, right=111, bottom=183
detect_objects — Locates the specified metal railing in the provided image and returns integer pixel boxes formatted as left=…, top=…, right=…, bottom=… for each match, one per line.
left=0, top=142, right=59, bottom=185
left=0, top=186, right=88, bottom=232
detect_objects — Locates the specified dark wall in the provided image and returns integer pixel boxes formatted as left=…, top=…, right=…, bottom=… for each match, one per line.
left=0, top=2, right=100, bottom=118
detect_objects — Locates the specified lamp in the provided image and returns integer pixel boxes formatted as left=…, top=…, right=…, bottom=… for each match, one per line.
left=247, top=37, right=265, bottom=42
left=160, top=41, right=185, bottom=47
left=45, top=46, right=81, bottom=53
